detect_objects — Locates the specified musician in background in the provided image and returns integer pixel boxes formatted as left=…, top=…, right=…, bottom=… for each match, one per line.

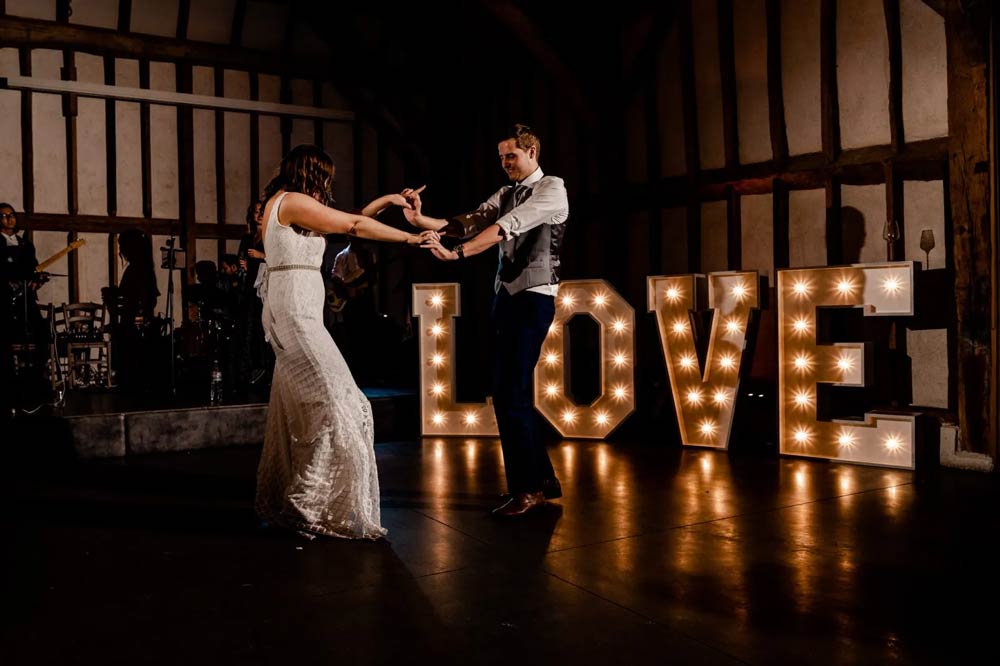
left=1, top=202, right=49, bottom=412
left=1, top=202, right=46, bottom=336
left=103, top=229, right=160, bottom=391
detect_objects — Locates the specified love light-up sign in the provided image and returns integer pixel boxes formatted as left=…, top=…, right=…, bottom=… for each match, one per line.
left=648, top=271, right=759, bottom=448
left=777, top=262, right=916, bottom=469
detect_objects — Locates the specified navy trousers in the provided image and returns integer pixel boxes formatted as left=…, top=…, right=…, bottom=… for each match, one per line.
left=491, top=287, right=556, bottom=494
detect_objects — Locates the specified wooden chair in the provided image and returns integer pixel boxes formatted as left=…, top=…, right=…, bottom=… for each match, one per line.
left=62, top=302, right=113, bottom=388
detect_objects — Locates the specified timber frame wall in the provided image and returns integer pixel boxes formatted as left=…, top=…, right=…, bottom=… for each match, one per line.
left=617, top=0, right=992, bottom=458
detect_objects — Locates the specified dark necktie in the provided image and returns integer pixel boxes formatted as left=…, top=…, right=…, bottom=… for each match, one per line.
left=501, top=184, right=528, bottom=216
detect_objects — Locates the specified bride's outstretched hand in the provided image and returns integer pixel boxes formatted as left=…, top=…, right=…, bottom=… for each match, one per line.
left=408, top=229, right=440, bottom=245
left=401, top=185, right=425, bottom=225
left=421, top=239, right=458, bottom=261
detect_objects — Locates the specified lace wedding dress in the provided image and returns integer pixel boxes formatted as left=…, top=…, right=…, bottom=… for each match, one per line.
left=254, top=192, right=386, bottom=540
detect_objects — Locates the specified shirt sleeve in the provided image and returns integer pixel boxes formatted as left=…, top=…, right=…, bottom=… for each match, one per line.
left=495, top=177, right=569, bottom=240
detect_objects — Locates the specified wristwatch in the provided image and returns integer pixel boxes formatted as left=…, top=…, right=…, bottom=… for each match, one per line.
left=455, top=244, right=465, bottom=260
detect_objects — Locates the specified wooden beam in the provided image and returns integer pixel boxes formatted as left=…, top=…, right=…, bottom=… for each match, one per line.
left=249, top=71, right=260, bottom=201
left=139, top=59, right=151, bottom=220
left=214, top=65, right=226, bottom=263
left=231, top=0, right=247, bottom=47
left=176, top=64, right=197, bottom=295
left=117, top=0, right=132, bottom=32
left=884, top=0, right=904, bottom=153
left=945, top=0, right=992, bottom=457
left=687, top=200, right=701, bottom=273
left=726, top=187, right=741, bottom=270
left=678, top=0, right=700, bottom=273
left=718, top=0, right=739, bottom=169
left=820, top=0, right=840, bottom=162
left=21, top=214, right=245, bottom=240
left=0, top=15, right=333, bottom=81
left=644, top=47, right=663, bottom=275
left=772, top=178, right=790, bottom=270
left=19, top=47, right=33, bottom=216
left=61, top=46, right=80, bottom=302
left=765, top=0, right=788, bottom=166
left=176, top=0, right=191, bottom=41
left=104, top=56, right=118, bottom=286
left=636, top=138, right=948, bottom=204
left=919, top=0, right=945, bottom=17
left=825, top=176, right=842, bottom=265
left=884, top=160, right=904, bottom=261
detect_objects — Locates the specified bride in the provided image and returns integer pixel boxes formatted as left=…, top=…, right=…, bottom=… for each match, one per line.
left=255, top=144, right=436, bottom=539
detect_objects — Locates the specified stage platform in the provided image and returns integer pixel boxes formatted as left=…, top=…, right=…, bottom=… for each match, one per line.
left=7, top=387, right=419, bottom=459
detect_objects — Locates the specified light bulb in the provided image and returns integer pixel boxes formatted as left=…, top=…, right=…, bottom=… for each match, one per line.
left=431, top=383, right=445, bottom=396
left=431, top=354, right=445, bottom=366
left=666, top=286, right=681, bottom=301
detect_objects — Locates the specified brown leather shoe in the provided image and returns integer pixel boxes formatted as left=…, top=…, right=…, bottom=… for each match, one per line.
left=492, top=491, right=545, bottom=517
left=499, top=478, right=562, bottom=502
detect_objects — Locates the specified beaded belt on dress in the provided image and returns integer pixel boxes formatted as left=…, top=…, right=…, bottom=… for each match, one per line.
left=267, top=264, right=320, bottom=273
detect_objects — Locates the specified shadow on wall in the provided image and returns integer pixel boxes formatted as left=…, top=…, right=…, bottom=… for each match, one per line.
left=841, top=206, right=866, bottom=264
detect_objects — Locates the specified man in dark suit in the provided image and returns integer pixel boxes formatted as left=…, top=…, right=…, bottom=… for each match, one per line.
left=408, top=125, right=570, bottom=517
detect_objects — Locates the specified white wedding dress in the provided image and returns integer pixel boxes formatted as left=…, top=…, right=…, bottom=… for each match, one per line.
left=255, top=191, right=386, bottom=540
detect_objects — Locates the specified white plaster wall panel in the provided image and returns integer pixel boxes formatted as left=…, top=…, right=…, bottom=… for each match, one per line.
left=257, top=75, right=282, bottom=190
left=290, top=79, right=314, bottom=149
left=192, top=66, right=217, bottom=224
left=733, top=0, right=772, bottom=164
left=76, top=53, right=107, bottom=216
left=661, top=206, right=688, bottom=273
left=151, top=235, right=179, bottom=321
left=788, top=188, right=827, bottom=267
left=624, top=91, right=648, bottom=183
left=196, top=238, right=218, bottom=267
left=907, top=328, right=948, bottom=408
left=321, top=83, right=350, bottom=113
left=701, top=200, right=729, bottom=274
left=903, top=180, right=946, bottom=270
left=224, top=70, right=251, bottom=225
left=148, top=62, right=178, bottom=219
left=657, top=25, right=687, bottom=177
left=837, top=0, right=891, bottom=149
left=841, top=184, right=887, bottom=263
left=33, top=231, right=68, bottom=305
left=323, top=122, right=354, bottom=209
left=900, top=0, right=948, bottom=141
left=258, top=116, right=282, bottom=193
left=68, top=0, right=119, bottom=29
left=0, top=49, right=24, bottom=210
left=241, top=1, right=288, bottom=51
left=77, top=231, right=108, bottom=305
left=187, top=0, right=236, bottom=44
left=781, top=0, right=822, bottom=155
left=741, top=193, right=774, bottom=280
left=31, top=50, right=68, bottom=215
left=131, top=0, right=180, bottom=38
left=258, top=74, right=280, bottom=103
left=6, top=0, right=56, bottom=20
left=115, top=59, right=142, bottom=217
left=226, top=239, right=240, bottom=254
left=692, top=0, right=726, bottom=169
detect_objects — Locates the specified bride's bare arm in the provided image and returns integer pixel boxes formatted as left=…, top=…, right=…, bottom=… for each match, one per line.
left=277, top=192, right=434, bottom=244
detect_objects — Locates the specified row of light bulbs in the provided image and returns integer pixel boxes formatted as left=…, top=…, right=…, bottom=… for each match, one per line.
left=413, top=261, right=917, bottom=469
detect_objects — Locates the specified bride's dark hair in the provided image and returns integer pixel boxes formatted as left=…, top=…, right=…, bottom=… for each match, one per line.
left=259, top=144, right=335, bottom=208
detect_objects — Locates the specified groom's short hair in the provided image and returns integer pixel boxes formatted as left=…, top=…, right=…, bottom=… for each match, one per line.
left=502, top=124, right=541, bottom=159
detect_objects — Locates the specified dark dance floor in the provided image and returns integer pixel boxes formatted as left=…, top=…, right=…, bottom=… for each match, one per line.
left=2, top=437, right=998, bottom=665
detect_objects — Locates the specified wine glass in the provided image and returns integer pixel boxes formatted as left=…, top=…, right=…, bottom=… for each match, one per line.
left=919, top=229, right=936, bottom=269
left=882, top=218, right=900, bottom=261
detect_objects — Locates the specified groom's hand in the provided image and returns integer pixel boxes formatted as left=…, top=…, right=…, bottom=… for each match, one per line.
left=401, top=185, right=425, bottom=226
left=421, top=239, right=459, bottom=261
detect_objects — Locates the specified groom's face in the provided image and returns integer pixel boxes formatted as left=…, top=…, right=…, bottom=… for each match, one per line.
left=498, top=139, right=537, bottom=183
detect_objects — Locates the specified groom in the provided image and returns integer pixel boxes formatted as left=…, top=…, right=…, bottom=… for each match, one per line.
left=408, top=124, right=569, bottom=517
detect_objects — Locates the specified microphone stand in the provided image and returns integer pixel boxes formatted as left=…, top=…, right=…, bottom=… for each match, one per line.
left=164, top=236, right=178, bottom=397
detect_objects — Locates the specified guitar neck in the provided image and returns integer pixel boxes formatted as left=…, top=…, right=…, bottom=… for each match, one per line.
left=37, top=240, right=85, bottom=271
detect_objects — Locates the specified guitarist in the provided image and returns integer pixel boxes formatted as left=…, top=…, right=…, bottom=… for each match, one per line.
left=1, top=203, right=49, bottom=412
